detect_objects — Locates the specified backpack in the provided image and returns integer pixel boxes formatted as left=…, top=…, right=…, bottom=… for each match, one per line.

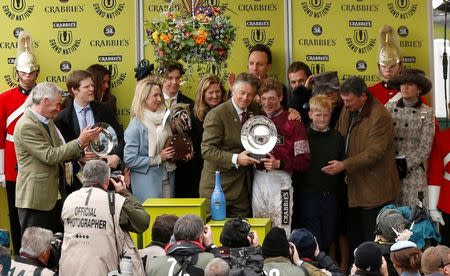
left=167, top=241, right=205, bottom=276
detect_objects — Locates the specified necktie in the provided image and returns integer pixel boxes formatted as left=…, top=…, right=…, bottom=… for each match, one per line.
left=241, top=111, right=247, bottom=125
left=80, top=106, right=89, bottom=130
left=166, top=98, right=174, bottom=108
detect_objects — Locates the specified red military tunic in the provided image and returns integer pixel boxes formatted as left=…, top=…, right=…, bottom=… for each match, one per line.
left=428, top=129, right=450, bottom=214
left=368, top=81, right=399, bottom=104
left=0, top=86, right=28, bottom=182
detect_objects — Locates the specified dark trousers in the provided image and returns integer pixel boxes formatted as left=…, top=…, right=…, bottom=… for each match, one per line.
left=347, top=205, right=383, bottom=264
left=297, top=192, right=339, bottom=253
left=441, top=211, right=450, bottom=246
left=17, top=200, right=63, bottom=235
left=5, top=180, right=21, bottom=255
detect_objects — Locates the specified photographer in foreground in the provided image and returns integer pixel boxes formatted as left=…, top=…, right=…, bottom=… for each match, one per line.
left=146, top=215, right=218, bottom=275
left=59, top=160, right=149, bottom=275
left=9, top=227, right=55, bottom=275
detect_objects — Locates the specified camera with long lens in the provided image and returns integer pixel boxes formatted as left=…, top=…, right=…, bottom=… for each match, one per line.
left=107, top=256, right=133, bottom=276
left=48, top=232, right=63, bottom=270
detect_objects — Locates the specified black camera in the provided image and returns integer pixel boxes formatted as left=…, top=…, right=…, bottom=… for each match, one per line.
left=110, top=170, right=122, bottom=183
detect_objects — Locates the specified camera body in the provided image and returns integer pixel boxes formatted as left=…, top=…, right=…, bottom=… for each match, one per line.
left=110, top=170, right=122, bottom=183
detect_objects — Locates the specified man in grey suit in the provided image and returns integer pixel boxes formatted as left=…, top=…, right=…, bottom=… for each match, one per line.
left=14, top=82, right=100, bottom=234
left=200, top=73, right=260, bottom=218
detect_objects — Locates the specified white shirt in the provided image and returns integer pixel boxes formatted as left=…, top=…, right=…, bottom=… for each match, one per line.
left=163, top=91, right=178, bottom=106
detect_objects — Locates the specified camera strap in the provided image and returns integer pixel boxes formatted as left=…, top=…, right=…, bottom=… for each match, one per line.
left=108, top=190, right=122, bottom=274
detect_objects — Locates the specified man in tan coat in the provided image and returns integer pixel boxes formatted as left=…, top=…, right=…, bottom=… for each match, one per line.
left=322, top=76, right=400, bottom=258
left=14, top=82, right=100, bottom=234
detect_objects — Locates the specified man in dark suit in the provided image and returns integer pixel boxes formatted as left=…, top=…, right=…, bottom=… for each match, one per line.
left=200, top=73, right=260, bottom=217
left=160, top=63, right=196, bottom=198
left=55, top=70, right=124, bottom=193
left=14, top=82, right=100, bottom=234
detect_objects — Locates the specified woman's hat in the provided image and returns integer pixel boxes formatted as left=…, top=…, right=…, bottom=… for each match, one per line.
left=311, top=71, right=340, bottom=95
left=388, top=68, right=432, bottom=96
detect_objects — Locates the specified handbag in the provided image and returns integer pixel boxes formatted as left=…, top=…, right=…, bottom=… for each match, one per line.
left=164, top=134, right=193, bottom=162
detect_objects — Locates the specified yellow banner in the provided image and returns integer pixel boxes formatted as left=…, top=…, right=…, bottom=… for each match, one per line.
left=291, top=0, right=431, bottom=85
left=0, top=0, right=137, bottom=126
left=143, top=0, right=286, bottom=98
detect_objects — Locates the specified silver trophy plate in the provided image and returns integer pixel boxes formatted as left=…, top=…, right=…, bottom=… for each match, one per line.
left=88, top=122, right=118, bottom=157
left=241, top=115, right=277, bottom=157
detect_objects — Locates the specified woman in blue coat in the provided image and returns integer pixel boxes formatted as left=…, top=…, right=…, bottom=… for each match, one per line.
left=124, top=76, right=176, bottom=203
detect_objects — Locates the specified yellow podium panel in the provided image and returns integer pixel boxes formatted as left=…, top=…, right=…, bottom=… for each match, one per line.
left=142, top=198, right=207, bottom=247
left=207, top=218, right=272, bottom=247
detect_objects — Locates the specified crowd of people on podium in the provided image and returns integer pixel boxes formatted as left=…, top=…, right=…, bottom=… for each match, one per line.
left=0, top=24, right=450, bottom=275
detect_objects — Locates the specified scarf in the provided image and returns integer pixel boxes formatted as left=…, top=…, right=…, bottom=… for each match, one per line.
left=141, top=108, right=176, bottom=172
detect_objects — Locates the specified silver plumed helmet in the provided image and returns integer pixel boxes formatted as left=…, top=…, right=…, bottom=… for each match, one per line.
left=15, top=31, right=39, bottom=73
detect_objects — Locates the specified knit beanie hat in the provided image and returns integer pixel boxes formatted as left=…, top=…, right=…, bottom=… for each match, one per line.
left=262, top=227, right=290, bottom=258
left=375, top=209, right=409, bottom=242
left=354, top=241, right=382, bottom=272
left=289, top=228, right=317, bottom=258
left=220, top=217, right=251, bottom=248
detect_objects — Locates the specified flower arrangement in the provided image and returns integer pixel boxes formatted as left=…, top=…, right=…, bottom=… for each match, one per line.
left=145, top=1, right=236, bottom=78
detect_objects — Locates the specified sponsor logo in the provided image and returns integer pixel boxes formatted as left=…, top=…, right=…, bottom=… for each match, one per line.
left=44, top=4, right=84, bottom=13
left=356, top=60, right=367, bottom=72
left=387, top=0, right=417, bottom=19
left=49, top=23, right=81, bottom=55
left=60, top=61, right=72, bottom=72
left=93, top=0, right=125, bottom=19
left=13, top=27, right=24, bottom=38
left=398, top=26, right=408, bottom=37
left=60, top=0, right=69, bottom=3
left=3, top=67, right=19, bottom=88
left=237, top=3, right=278, bottom=12
left=345, top=29, right=376, bottom=54
left=46, top=75, right=67, bottom=83
left=277, top=134, right=285, bottom=145
left=0, top=33, right=39, bottom=49
left=281, top=190, right=290, bottom=225
left=104, top=25, right=115, bottom=36
left=348, top=20, right=372, bottom=27
left=342, top=74, right=379, bottom=82
left=301, top=0, right=331, bottom=18
left=243, top=29, right=274, bottom=49
left=299, top=38, right=336, bottom=46
left=310, top=63, right=325, bottom=74
left=311, top=24, right=323, bottom=36
left=246, top=20, right=270, bottom=27
left=7, top=57, right=15, bottom=64
left=147, top=3, right=180, bottom=12
left=117, top=107, right=130, bottom=116
left=2, top=0, right=34, bottom=21
left=402, top=56, right=416, bottom=63
left=98, top=55, right=122, bottom=62
left=104, top=64, right=126, bottom=88
left=341, top=3, right=379, bottom=12
left=306, top=55, right=329, bottom=62
left=400, top=40, right=422, bottom=48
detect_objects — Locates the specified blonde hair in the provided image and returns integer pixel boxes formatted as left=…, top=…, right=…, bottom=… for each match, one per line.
left=130, top=76, right=162, bottom=120
left=194, top=74, right=226, bottom=121
left=309, top=94, right=332, bottom=113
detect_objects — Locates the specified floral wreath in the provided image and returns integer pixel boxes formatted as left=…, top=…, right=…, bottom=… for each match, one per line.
left=144, top=0, right=236, bottom=80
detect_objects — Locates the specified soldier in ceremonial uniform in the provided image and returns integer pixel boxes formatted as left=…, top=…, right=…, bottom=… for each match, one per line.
left=0, top=31, right=39, bottom=254
left=368, top=24, right=402, bottom=104
left=428, top=128, right=450, bottom=246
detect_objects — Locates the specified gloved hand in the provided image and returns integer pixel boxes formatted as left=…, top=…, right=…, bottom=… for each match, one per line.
left=428, top=185, right=445, bottom=225
left=429, top=209, right=445, bottom=225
